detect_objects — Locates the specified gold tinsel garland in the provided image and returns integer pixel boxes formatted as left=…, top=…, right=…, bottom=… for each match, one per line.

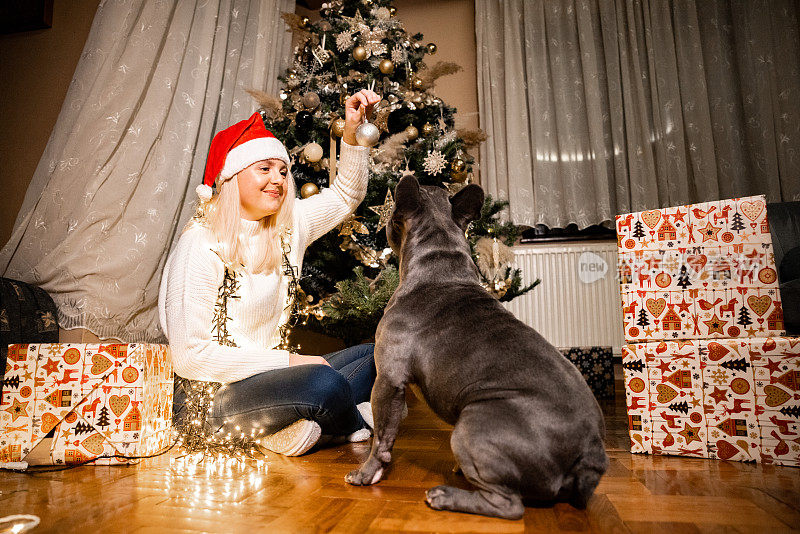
left=173, top=223, right=306, bottom=460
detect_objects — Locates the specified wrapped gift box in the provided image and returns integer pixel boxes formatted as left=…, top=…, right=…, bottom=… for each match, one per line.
left=617, top=195, right=785, bottom=343
left=559, top=346, right=615, bottom=399
left=0, top=343, right=173, bottom=465
left=622, top=337, right=799, bottom=466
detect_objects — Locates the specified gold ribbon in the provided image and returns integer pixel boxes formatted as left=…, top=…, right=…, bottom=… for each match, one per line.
left=329, top=130, right=337, bottom=185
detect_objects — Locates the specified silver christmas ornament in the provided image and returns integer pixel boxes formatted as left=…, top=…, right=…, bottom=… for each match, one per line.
left=355, top=122, right=380, bottom=147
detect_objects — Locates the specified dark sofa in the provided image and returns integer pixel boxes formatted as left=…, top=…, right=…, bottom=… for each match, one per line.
left=767, top=201, right=800, bottom=335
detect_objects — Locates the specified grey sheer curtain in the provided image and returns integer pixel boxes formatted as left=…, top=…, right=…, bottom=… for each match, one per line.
left=0, top=0, right=294, bottom=342
left=476, top=0, right=800, bottom=230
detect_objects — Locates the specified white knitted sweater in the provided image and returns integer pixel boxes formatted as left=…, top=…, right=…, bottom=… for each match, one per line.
left=158, top=141, right=370, bottom=383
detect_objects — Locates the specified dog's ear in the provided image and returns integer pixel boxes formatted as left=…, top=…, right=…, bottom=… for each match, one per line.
left=450, top=184, right=484, bottom=230
left=393, top=172, right=421, bottom=217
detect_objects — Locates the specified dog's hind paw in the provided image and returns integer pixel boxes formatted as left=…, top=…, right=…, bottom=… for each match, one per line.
left=425, top=485, right=454, bottom=509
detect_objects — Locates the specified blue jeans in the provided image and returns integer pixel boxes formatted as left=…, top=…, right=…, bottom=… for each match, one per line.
left=174, top=343, right=376, bottom=437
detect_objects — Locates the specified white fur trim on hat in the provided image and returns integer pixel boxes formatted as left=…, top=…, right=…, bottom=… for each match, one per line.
left=220, top=137, right=290, bottom=180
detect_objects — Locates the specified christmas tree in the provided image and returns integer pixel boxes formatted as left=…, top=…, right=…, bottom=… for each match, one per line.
left=737, top=305, right=752, bottom=327
left=636, top=308, right=650, bottom=328
left=721, top=358, right=751, bottom=372
left=73, top=421, right=94, bottom=435
left=730, top=211, right=745, bottom=232
left=632, top=220, right=645, bottom=239
left=96, top=406, right=110, bottom=428
left=677, top=265, right=691, bottom=289
left=668, top=401, right=690, bottom=414
left=2, top=374, right=20, bottom=390
left=250, top=0, right=537, bottom=342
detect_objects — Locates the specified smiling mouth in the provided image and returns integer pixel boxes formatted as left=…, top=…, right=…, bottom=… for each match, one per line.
left=264, top=189, right=282, bottom=197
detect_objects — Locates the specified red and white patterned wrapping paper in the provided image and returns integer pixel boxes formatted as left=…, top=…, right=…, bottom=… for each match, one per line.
left=1, top=343, right=173, bottom=465
left=622, top=337, right=799, bottom=466
left=617, top=196, right=784, bottom=343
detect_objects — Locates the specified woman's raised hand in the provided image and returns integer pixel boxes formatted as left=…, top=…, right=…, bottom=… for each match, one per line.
left=343, top=89, right=381, bottom=145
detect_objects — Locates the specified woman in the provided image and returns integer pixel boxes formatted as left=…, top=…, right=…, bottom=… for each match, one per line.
left=159, top=89, right=382, bottom=456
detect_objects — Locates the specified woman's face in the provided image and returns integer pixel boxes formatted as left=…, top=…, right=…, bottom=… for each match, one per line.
left=236, top=158, right=288, bottom=220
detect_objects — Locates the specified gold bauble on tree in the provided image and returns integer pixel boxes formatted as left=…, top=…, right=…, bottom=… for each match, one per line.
left=379, top=59, right=395, bottom=75
left=451, top=157, right=466, bottom=173
left=353, top=46, right=367, bottom=61
left=304, top=142, right=323, bottom=162
left=405, top=125, right=419, bottom=140
left=451, top=170, right=468, bottom=183
left=330, top=117, right=346, bottom=137
left=300, top=182, right=320, bottom=198
left=389, top=6, right=397, bottom=16
left=412, top=76, right=424, bottom=89
left=422, top=122, right=436, bottom=136
left=299, top=16, right=310, bottom=28
left=426, top=43, right=438, bottom=54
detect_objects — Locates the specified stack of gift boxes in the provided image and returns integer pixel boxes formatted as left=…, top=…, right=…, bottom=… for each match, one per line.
left=1, top=343, right=173, bottom=465
left=617, top=195, right=799, bottom=466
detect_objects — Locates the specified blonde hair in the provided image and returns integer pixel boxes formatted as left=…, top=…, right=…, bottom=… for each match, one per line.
left=189, top=165, right=296, bottom=274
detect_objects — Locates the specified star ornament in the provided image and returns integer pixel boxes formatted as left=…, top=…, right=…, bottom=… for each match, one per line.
left=679, top=422, right=702, bottom=445
left=369, top=189, right=395, bottom=230
left=703, top=313, right=728, bottom=335
left=676, top=299, right=692, bottom=314
left=699, top=221, right=721, bottom=242
left=338, top=215, right=369, bottom=236
left=342, top=10, right=368, bottom=33
left=709, top=386, right=728, bottom=404
left=4, top=397, right=29, bottom=422
left=42, top=357, right=60, bottom=376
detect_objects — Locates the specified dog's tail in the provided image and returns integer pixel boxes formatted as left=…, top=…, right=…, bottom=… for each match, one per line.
left=564, top=437, right=609, bottom=509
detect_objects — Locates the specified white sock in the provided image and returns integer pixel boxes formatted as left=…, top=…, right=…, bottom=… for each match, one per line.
left=356, top=401, right=374, bottom=429
left=346, top=427, right=371, bottom=443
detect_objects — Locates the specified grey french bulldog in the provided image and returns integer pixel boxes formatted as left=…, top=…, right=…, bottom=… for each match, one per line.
left=344, top=174, right=608, bottom=519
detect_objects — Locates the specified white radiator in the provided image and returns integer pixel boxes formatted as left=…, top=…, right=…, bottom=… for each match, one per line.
left=502, top=241, right=625, bottom=354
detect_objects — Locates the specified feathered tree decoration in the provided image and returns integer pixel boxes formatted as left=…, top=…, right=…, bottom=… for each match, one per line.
left=373, top=130, right=413, bottom=164
left=415, top=61, right=463, bottom=89
left=281, top=13, right=314, bottom=40
left=246, top=89, right=285, bottom=120
left=475, top=236, right=514, bottom=282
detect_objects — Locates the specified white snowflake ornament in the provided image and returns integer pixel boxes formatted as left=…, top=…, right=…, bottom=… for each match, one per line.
left=373, top=7, right=391, bottom=20
left=336, top=31, right=354, bottom=52
left=391, top=44, right=407, bottom=65
left=423, top=150, right=447, bottom=175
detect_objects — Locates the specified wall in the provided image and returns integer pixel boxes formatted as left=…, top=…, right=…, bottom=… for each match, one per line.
left=0, top=0, right=100, bottom=246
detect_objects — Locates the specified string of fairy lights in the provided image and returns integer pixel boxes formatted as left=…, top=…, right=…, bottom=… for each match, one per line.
left=0, top=217, right=312, bottom=475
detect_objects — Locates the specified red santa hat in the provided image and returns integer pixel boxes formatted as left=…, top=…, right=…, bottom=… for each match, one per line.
left=196, top=112, right=290, bottom=200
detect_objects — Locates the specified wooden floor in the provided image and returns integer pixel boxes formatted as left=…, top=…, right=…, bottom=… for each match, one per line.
left=2, top=366, right=799, bottom=533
